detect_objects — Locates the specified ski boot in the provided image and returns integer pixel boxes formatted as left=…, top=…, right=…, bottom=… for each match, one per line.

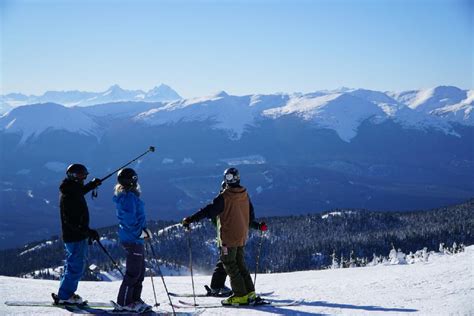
left=248, top=291, right=267, bottom=305
left=205, top=285, right=233, bottom=297
left=135, top=298, right=153, bottom=311
left=112, top=301, right=144, bottom=312
left=52, top=293, right=87, bottom=306
left=221, top=294, right=249, bottom=306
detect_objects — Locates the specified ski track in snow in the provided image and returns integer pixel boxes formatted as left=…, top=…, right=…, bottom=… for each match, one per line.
left=1, top=247, right=473, bottom=315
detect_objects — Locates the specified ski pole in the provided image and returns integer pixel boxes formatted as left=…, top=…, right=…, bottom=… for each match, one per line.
left=147, top=239, right=176, bottom=316
left=253, top=230, right=264, bottom=287
left=99, top=146, right=156, bottom=182
left=96, top=240, right=124, bottom=277
left=186, top=229, right=197, bottom=306
left=145, top=242, right=159, bottom=308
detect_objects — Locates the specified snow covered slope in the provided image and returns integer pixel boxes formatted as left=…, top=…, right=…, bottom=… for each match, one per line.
left=0, top=103, right=99, bottom=143
left=1, top=246, right=472, bottom=315
left=136, top=92, right=292, bottom=139
left=263, top=93, right=387, bottom=141
left=136, top=92, right=256, bottom=138
left=389, top=86, right=472, bottom=123
left=431, top=90, right=474, bottom=124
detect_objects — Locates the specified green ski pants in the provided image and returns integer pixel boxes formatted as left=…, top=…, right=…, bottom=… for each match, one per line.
left=220, top=246, right=255, bottom=297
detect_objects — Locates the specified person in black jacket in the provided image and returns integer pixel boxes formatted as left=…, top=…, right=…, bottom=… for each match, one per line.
left=54, top=164, right=102, bottom=305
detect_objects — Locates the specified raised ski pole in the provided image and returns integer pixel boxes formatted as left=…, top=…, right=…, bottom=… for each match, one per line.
left=144, top=243, right=160, bottom=308
left=186, top=229, right=197, bottom=306
left=96, top=240, right=124, bottom=277
left=91, top=146, right=156, bottom=199
left=147, top=239, right=176, bottom=315
left=253, top=230, right=264, bottom=287
left=99, top=146, right=156, bottom=182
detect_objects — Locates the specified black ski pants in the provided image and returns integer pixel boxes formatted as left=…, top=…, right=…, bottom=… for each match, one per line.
left=210, top=251, right=227, bottom=289
left=117, top=243, right=145, bottom=306
left=220, top=246, right=255, bottom=297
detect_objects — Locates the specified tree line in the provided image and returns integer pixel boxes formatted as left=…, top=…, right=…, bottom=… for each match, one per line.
left=0, top=199, right=472, bottom=278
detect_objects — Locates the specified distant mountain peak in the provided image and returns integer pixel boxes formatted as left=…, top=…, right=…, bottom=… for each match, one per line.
left=148, top=84, right=174, bottom=94
left=407, top=86, right=467, bottom=111
left=432, top=85, right=464, bottom=94
left=104, top=84, right=126, bottom=93
left=214, top=91, right=229, bottom=98
left=319, top=87, right=354, bottom=94
left=156, top=83, right=172, bottom=90
left=336, top=86, right=353, bottom=93
left=145, top=84, right=182, bottom=101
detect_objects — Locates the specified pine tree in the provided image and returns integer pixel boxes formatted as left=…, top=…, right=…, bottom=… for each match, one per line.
left=330, top=250, right=339, bottom=269
left=349, top=250, right=356, bottom=268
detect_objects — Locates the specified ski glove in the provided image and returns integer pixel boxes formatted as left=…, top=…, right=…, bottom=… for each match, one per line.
left=258, top=222, right=268, bottom=231
left=87, top=229, right=100, bottom=241
left=140, top=228, right=153, bottom=239
left=182, top=217, right=192, bottom=230
left=91, top=178, right=102, bottom=187
left=90, top=178, right=102, bottom=188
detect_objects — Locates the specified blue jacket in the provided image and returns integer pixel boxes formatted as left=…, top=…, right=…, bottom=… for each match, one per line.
left=113, top=191, right=146, bottom=244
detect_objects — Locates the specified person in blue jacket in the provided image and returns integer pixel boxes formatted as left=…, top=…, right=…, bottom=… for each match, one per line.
left=113, top=168, right=152, bottom=313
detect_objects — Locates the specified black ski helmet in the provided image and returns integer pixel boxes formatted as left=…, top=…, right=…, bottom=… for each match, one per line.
left=223, top=167, right=240, bottom=185
left=117, top=168, right=138, bottom=187
left=66, top=164, right=89, bottom=181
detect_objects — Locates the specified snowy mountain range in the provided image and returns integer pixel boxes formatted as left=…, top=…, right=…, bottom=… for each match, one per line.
left=0, top=84, right=181, bottom=113
left=1, top=85, right=472, bottom=142
left=0, top=85, right=473, bottom=249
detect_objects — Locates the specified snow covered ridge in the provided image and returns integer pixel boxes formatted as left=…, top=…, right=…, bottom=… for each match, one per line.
left=321, top=210, right=356, bottom=219
left=19, top=240, right=57, bottom=256
left=0, top=84, right=182, bottom=109
left=136, top=87, right=470, bottom=141
left=1, top=85, right=472, bottom=143
left=0, top=103, right=100, bottom=143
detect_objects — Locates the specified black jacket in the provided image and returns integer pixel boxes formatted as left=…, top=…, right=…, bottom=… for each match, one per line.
left=190, top=185, right=259, bottom=229
left=59, top=178, right=96, bottom=243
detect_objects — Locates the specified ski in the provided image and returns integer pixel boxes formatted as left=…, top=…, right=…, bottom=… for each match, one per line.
left=107, top=300, right=156, bottom=314
left=64, top=304, right=203, bottom=315
left=175, top=298, right=304, bottom=309
left=4, top=301, right=201, bottom=316
left=66, top=306, right=200, bottom=316
left=101, top=301, right=201, bottom=316
left=65, top=305, right=155, bottom=315
left=4, top=301, right=82, bottom=312
left=4, top=300, right=113, bottom=308
left=169, top=290, right=274, bottom=298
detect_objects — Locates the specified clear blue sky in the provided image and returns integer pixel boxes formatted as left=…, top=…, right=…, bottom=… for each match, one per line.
left=1, top=0, right=472, bottom=98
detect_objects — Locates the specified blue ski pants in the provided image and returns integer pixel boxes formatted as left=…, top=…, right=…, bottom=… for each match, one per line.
left=58, top=239, right=89, bottom=300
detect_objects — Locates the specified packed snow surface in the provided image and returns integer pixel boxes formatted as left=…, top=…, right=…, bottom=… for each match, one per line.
left=1, top=246, right=472, bottom=315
